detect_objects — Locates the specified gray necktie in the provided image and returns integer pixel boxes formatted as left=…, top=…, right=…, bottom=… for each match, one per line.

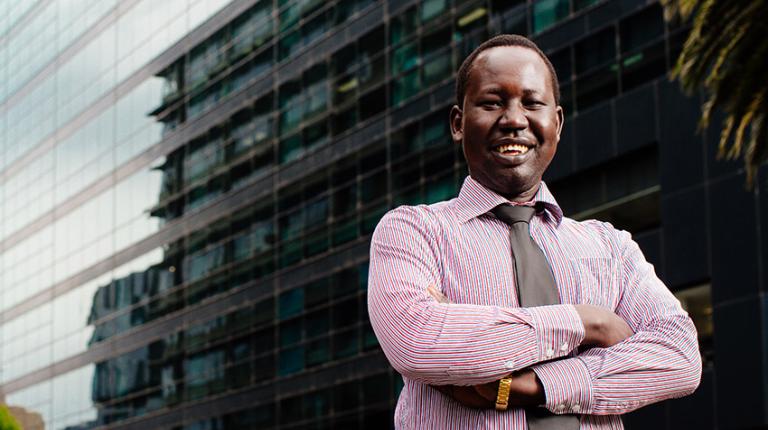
left=492, top=204, right=580, bottom=430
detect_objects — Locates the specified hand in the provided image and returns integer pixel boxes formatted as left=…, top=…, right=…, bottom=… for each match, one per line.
left=573, top=304, right=634, bottom=347
left=427, top=285, right=451, bottom=303
left=433, top=384, right=493, bottom=408
left=427, top=286, right=545, bottom=409
left=473, top=370, right=545, bottom=408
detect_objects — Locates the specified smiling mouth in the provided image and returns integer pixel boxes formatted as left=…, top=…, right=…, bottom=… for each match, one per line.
left=494, top=143, right=531, bottom=156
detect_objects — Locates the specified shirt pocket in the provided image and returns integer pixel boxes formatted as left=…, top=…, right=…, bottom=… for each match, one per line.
left=569, top=257, right=620, bottom=309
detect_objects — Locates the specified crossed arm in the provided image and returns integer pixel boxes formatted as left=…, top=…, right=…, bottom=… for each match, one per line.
left=426, top=285, right=634, bottom=409
left=367, top=207, right=702, bottom=415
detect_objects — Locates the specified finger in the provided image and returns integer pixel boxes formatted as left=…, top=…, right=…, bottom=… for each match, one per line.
left=427, top=285, right=451, bottom=303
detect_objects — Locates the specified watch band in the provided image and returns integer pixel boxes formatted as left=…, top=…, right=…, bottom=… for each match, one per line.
left=495, top=377, right=513, bottom=411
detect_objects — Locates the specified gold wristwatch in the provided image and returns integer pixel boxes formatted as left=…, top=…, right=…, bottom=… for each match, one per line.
left=495, top=377, right=513, bottom=411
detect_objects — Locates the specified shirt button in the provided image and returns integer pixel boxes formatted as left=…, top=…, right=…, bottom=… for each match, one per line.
left=504, top=360, right=516, bottom=369
left=545, top=348, right=554, bottom=358
left=572, top=404, right=581, bottom=413
left=560, top=342, right=569, bottom=352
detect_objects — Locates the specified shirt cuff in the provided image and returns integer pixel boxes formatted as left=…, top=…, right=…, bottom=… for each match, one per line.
left=532, top=357, right=594, bottom=415
left=526, top=304, right=585, bottom=362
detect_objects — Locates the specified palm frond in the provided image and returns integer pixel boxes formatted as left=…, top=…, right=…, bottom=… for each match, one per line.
left=663, top=0, right=768, bottom=188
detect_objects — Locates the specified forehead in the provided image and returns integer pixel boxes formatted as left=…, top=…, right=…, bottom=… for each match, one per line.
left=468, top=46, right=553, bottom=94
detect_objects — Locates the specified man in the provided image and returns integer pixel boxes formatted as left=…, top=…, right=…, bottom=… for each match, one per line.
left=367, top=34, right=701, bottom=429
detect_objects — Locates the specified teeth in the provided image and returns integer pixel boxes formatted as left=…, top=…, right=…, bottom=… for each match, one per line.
left=496, top=144, right=530, bottom=154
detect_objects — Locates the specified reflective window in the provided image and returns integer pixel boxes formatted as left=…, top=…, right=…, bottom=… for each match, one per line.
left=278, top=345, right=305, bottom=376
left=675, top=284, right=714, bottom=365
left=390, top=6, right=418, bottom=45
left=231, top=2, right=274, bottom=59
left=279, top=288, right=305, bottom=320
left=575, top=27, right=618, bottom=110
left=532, top=0, right=569, bottom=34
left=620, top=4, right=664, bottom=53
left=574, top=0, right=601, bottom=11
left=619, top=5, right=666, bottom=91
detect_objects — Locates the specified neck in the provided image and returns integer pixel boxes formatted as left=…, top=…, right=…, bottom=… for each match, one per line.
left=498, top=181, right=541, bottom=203
left=505, top=184, right=539, bottom=203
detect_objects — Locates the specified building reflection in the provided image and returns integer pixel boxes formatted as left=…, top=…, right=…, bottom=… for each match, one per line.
left=0, top=0, right=729, bottom=428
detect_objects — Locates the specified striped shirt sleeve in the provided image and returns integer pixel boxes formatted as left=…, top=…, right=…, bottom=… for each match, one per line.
left=367, top=206, right=585, bottom=386
left=532, top=226, right=702, bottom=415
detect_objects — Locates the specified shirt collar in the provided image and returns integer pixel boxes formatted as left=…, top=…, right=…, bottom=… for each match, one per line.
left=453, top=176, right=564, bottom=226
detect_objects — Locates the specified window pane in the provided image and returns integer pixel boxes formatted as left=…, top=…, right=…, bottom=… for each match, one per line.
left=332, top=381, right=359, bottom=412
left=332, top=297, right=359, bottom=328
left=390, top=7, right=418, bottom=45
left=303, top=390, right=331, bottom=420
left=279, top=318, right=303, bottom=347
left=360, top=170, right=387, bottom=203
left=425, top=173, right=456, bottom=203
left=362, top=374, right=389, bottom=405
left=423, top=47, right=452, bottom=86
left=573, top=0, right=600, bottom=11
left=333, top=184, right=357, bottom=216
left=279, top=345, right=305, bottom=375
left=532, top=0, right=569, bottom=33
left=280, top=395, right=302, bottom=424
left=675, top=284, right=713, bottom=365
left=303, top=120, right=329, bottom=151
left=305, top=278, right=330, bottom=308
left=333, top=327, right=359, bottom=359
left=497, top=3, right=528, bottom=35
left=301, top=12, right=328, bottom=47
left=549, top=47, right=572, bottom=83
left=575, top=66, right=617, bottom=110
left=278, top=29, right=301, bottom=60
left=332, top=216, right=358, bottom=245
left=279, top=134, right=303, bottom=163
left=391, top=41, right=419, bottom=74
left=279, top=2, right=300, bottom=32
left=279, top=288, right=304, bottom=320
left=621, top=41, right=666, bottom=91
left=391, top=69, right=421, bottom=106
left=331, top=105, right=358, bottom=135
left=620, top=4, right=664, bottom=53
left=279, top=239, right=303, bottom=267
left=306, top=308, right=331, bottom=338
left=575, top=27, right=616, bottom=74
left=360, top=86, right=386, bottom=120
left=306, top=337, right=331, bottom=367
left=421, top=0, right=447, bottom=22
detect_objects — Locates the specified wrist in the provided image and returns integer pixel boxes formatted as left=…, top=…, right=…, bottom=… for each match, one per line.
left=574, top=304, right=604, bottom=346
left=508, top=370, right=545, bottom=407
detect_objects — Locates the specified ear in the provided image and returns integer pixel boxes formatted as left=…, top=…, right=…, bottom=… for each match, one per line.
left=555, top=105, right=564, bottom=140
left=449, top=105, right=463, bottom=144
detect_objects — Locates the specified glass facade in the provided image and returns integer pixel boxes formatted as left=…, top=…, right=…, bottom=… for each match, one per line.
left=0, top=0, right=761, bottom=429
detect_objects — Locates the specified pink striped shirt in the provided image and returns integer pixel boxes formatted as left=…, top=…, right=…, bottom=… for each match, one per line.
left=367, top=176, right=701, bottom=429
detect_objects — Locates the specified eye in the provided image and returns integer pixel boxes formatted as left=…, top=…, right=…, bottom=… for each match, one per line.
left=479, top=99, right=502, bottom=108
left=524, top=99, right=546, bottom=108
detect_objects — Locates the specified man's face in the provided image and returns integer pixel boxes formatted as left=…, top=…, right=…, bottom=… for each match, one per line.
left=450, top=46, right=563, bottom=201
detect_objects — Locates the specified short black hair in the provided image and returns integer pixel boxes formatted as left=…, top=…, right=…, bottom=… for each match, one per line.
left=455, top=34, right=560, bottom=107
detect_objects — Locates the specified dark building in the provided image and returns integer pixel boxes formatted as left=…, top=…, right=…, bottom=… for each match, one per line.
left=0, top=0, right=764, bottom=429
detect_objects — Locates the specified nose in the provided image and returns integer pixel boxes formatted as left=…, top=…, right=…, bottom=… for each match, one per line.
left=498, top=102, right=528, bottom=130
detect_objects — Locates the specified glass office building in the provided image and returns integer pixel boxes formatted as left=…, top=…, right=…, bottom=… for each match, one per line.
left=0, top=0, right=764, bottom=429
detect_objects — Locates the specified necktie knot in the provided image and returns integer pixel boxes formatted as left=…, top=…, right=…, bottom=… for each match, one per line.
left=491, top=204, right=536, bottom=225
